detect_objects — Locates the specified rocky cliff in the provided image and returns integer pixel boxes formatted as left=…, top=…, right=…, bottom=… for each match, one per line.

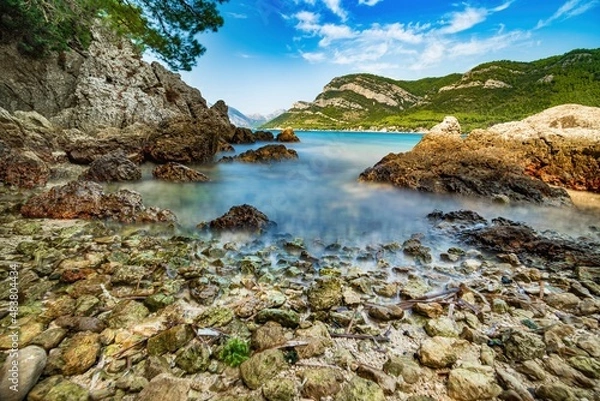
left=0, top=25, right=235, bottom=188
left=0, top=24, right=232, bottom=133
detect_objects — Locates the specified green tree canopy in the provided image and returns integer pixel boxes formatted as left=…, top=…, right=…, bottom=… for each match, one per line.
left=0, top=0, right=228, bottom=70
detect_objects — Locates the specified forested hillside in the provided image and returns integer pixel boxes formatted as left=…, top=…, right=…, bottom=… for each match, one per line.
left=266, top=48, right=600, bottom=131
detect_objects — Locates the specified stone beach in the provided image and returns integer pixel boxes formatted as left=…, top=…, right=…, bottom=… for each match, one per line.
left=0, top=182, right=599, bottom=401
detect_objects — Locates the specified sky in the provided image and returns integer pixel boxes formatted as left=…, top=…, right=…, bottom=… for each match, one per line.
left=176, top=0, right=600, bottom=116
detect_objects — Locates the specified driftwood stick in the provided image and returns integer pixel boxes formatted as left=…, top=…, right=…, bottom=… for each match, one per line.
left=330, top=333, right=390, bottom=342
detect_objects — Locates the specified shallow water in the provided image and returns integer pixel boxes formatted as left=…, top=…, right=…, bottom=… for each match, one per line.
left=109, top=131, right=600, bottom=250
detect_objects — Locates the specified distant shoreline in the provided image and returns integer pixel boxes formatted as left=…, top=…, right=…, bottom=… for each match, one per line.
left=264, top=128, right=426, bottom=135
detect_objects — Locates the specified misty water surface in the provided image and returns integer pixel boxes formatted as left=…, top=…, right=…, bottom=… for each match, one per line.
left=111, top=131, right=600, bottom=252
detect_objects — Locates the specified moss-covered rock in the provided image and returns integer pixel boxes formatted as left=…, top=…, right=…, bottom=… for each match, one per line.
left=106, top=300, right=150, bottom=329
left=307, top=277, right=342, bottom=311
left=175, top=342, right=211, bottom=373
left=256, top=308, right=300, bottom=328
left=263, top=378, right=298, bottom=401
left=239, top=349, right=287, bottom=390
left=196, top=306, right=234, bottom=328
left=147, top=324, right=195, bottom=356
left=61, top=332, right=101, bottom=376
left=334, top=376, right=385, bottom=401
left=301, top=368, right=343, bottom=399
left=447, top=363, right=502, bottom=401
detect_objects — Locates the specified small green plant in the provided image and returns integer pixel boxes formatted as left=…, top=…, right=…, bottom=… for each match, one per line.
left=219, top=337, right=250, bottom=367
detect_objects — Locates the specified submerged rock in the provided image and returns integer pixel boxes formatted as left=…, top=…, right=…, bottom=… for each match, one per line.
left=20, top=180, right=176, bottom=223
left=276, top=127, right=300, bottom=143
left=219, top=144, right=298, bottom=164
left=152, top=162, right=210, bottom=182
left=197, top=204, right=275, bottom=233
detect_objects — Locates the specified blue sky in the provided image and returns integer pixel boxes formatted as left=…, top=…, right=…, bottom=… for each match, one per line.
left=178, top=0, right=600, bottom=115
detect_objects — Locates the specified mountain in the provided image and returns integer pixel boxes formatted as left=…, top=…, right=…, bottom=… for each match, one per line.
left=265, top=48, right=600, bottom=132
left=228, top=107, right=285, bottom=128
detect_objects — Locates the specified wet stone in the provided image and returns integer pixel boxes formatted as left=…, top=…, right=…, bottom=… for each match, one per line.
left=28, top=376, right=89, bottom=401
left=366, top=304, right=405, bottom=321
left=106, top=300, right=150, bottom=328
left=175, top=342, right=211, bottom=373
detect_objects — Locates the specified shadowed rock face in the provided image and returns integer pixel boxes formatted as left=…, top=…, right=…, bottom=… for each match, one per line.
left=144, top=115, right=221, bottom=164
left=152, top=162, right=210, bottom=182
left=219, top=144, right=298, bottom=164
left=197, top=204, right=275, bottom=233
left=21, top=180, right=176, bottom=223
left=359, top=131, right=572, bottom=207
left=79, top=150, right=141, bottom=182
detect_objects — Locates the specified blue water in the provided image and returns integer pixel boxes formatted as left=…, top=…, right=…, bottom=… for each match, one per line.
left=112, top=131, right=600, bottom=248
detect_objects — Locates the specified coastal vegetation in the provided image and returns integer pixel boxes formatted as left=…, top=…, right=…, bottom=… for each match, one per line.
left=265, top=48, right=600, bottom=131
left=0, top=0, right=228, bottom=70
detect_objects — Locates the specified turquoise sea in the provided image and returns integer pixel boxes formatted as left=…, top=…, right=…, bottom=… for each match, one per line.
left=112, top=131, right=600, bottom=247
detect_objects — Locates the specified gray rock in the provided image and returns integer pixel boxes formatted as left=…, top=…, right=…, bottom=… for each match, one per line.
left=0, top=346, right=47, bottom=401
left=27, top=376, right=89, bottom=401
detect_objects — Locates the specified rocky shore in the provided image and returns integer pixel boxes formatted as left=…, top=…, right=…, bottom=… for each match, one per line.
left=0, top=19, right=599, bottom=401
left=0, top=183, right=599, bottom=401
left=360, top=105, right=600, bottom=205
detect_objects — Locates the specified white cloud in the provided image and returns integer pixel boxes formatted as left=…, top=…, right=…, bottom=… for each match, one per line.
left=536, top=0, right=599, bottom=28
left=295, top=11, right=321, bottom=32
left=318, top=24, right=357, bottom=46
left=358, top=0, right=384, bottom=6
left=301, top=51, right=327, bottom=62
left=361, top=22, right=425, bottom=44
left=322, top=0, right=348, bottom=21
left=288, top=0, right=535, bottom=74
left=439, top=7, right=489, bottom=34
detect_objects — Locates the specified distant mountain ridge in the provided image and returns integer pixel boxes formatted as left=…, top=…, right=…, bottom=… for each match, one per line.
left=265, top=48, right=600, bottom=131
left=228, top=107, right=285, bottom=128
